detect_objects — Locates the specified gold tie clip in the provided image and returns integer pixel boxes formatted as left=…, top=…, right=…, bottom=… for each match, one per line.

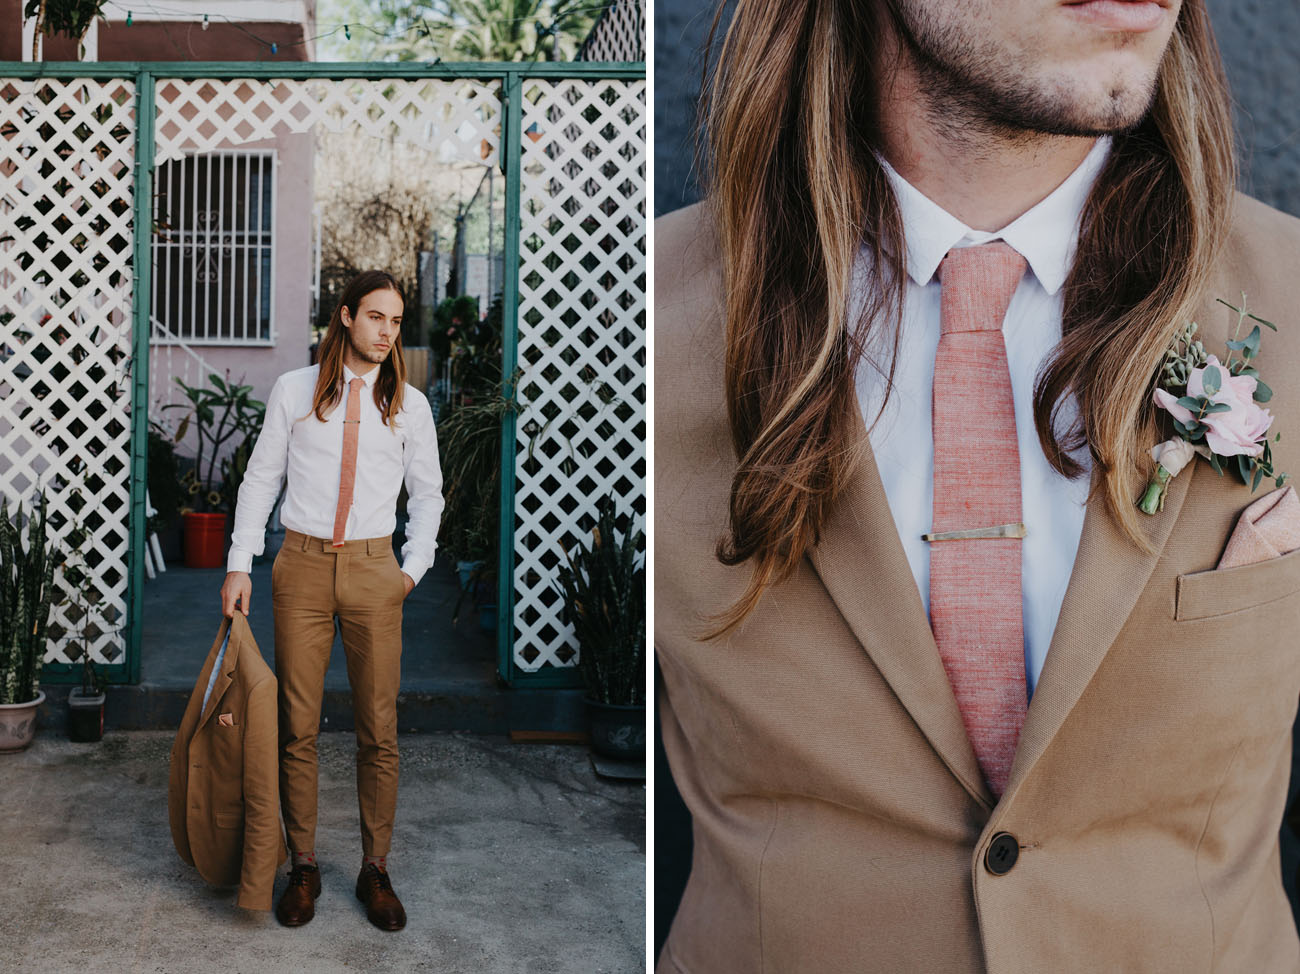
left=921, top=522, right=1028, bottom=542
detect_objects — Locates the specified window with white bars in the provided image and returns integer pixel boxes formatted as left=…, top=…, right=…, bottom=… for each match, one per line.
left=151, top=151, right=275, bottom=345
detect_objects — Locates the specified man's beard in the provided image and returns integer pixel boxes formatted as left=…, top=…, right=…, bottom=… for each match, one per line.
left=349, top=330, right=389, bottom=365
left=891, top=5, right=1163, bottom=141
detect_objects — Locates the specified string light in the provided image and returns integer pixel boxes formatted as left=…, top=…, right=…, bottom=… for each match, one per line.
left=125, top=10, right=132, bottom=25
left=344, top=24, right=350, bottom=40
left=270, top=42, right=277, bottom=53
left=202, top=13, right=208, bottom=29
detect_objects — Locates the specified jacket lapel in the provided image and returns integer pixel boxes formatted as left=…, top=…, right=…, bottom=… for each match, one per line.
left=1003, top=454, right=1194, bottom=797
left=197, top=615, right=240, bottom=731
left=808, top=406, right=995, bottom=810
left=1000, top=290, right=1225, bottom=797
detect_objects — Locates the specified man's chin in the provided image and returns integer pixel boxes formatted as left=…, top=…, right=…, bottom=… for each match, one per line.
left=986, top=82, right=1157, bottom=139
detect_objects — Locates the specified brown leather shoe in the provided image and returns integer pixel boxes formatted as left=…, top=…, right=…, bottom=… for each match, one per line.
left=355, top=863, right=406, bottom=931
left=276, top=863, right=321, bottom=927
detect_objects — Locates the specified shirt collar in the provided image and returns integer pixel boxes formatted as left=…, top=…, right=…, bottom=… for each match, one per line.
left=879, top=135, right=1111, bottom=296
left=343, top=362, right=380, bottom=388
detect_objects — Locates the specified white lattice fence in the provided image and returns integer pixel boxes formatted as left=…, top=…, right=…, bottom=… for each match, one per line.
left=0, top=78, right=136, bottom=666
left=513, top=79, right=646, bottom=671
left=579, top=0, right=646, bottom=62
left=154, top=77, right=502, bottom=167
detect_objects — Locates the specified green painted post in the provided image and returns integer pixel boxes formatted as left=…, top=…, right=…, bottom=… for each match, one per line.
left=127, top=70, right=156, bottom=685
left=496, top=69, right=523, bottom=685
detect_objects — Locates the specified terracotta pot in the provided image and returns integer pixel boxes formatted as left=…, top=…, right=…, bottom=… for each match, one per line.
left=0, top=690, right=46, bottom=753
left=183, top=512, right=227, bottom=568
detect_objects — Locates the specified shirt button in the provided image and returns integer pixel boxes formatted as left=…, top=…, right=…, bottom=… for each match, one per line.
left=984, top=832, right=1019, bottom=876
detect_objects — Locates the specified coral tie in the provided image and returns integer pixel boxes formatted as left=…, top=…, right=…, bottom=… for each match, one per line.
left=929, top=241, right=1028, bottom=797
left=332, top=376, right=364, bottom=547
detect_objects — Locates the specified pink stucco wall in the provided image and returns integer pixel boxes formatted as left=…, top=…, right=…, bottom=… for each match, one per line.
left=150, top=128, right=314, bottom=464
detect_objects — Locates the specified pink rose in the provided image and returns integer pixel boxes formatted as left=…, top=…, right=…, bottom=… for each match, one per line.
left=1153, top=354, right=1273, bottom=457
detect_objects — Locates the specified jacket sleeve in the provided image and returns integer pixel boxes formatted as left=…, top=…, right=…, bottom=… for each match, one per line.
left=234, top=676, right=286, bottom=910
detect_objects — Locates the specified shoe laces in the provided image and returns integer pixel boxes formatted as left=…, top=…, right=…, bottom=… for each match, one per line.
left=289, top=864, right=318, bottom=886
left=365, top=864, right=394, bottom=893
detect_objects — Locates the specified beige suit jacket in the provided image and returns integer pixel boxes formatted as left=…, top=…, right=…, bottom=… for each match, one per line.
left=168, top=611, right=288, bottom=911
left=655, top=195, right=1300, bottom=973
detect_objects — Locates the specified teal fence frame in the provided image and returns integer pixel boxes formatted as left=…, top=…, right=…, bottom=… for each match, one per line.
left=1, top=59, right=644, bottom=689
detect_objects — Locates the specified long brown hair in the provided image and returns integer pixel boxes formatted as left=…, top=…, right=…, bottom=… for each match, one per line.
left=307, top=270, right=408, bottom=427
left=699, top=0, right=1236, bottom=637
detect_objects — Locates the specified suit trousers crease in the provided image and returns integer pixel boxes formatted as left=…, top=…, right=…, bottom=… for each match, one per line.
left=271, top=528, right=406, bottom=858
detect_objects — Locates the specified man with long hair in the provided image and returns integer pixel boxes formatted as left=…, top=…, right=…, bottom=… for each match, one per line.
left=656, top=1, right=1300, bottom=970
left=220, top=270, right=444, bottom=931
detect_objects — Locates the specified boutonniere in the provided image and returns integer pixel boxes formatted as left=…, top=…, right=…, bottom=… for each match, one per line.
left=1138, top=295, right=1289, bottom=515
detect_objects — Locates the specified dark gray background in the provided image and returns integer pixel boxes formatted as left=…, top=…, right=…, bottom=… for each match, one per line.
left=656, top=1, right=1300, bottom=217
left=653, top=0, right=1300, bottom=957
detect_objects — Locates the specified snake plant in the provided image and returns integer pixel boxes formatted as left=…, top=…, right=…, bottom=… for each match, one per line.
left=0, top=492, right=61, bottom=705
left=554, top=495, right=646, bottom=706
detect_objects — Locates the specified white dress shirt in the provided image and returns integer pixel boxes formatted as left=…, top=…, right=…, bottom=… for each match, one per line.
left=855, top=137, right=1110, bottom=698
left=227, top=362, right=445, bottom=587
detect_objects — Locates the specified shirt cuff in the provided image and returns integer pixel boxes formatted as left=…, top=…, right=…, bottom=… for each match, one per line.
left=399, top=559, right=429, bottom=588
left=227, top=549, right=254, bottom=574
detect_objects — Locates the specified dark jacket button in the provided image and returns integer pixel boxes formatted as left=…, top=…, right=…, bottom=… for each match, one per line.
left=984, top=832, right=1019, bottom=875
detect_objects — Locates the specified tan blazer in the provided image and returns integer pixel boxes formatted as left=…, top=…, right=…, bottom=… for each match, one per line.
left=654, top=195, right=1300, bottom=973
left=168, top=611, right=288, bottom=911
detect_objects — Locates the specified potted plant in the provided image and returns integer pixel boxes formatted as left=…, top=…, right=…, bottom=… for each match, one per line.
left=60, top=493, right=114, bottom=743
left=0, top=491, right=61, bottom=753
left=438, top=358, right=516, bottom=628
left=163, top=373, right=265, bottom=569
left=554, top=495, right=646, bottom=761
left=67, top=646, right=107, bottom=743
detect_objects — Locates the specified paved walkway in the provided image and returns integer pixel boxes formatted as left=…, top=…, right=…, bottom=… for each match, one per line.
left=0, top=729, right=645, bottom=973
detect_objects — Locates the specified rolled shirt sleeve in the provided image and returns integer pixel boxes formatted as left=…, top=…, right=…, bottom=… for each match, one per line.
left=397, top=392, right=445, bottom=587
left=226, top=376, right=292, bottom=574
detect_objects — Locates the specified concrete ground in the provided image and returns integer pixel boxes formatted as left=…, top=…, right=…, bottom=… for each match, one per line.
left=0, top=729, right=646, bottom=974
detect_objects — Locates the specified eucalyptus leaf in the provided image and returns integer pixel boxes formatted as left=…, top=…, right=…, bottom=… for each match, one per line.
left=1254, top=379, right=1273, bottom=403
left=1201, top=366, right=1221, bottom=396
left=1209, top=452, right=1224, bottom=475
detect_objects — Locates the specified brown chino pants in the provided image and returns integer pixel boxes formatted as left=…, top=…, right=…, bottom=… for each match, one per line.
left=271, top=529, right=406, bottom=858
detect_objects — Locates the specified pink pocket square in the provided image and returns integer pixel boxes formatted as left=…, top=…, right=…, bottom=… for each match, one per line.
left=1216, top=485, right=1300, bottom=569
left=218, top=712, right=235, bottom=727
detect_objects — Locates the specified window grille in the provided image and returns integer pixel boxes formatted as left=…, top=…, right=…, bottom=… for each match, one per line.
left=151, top=151, right=275, bottom=345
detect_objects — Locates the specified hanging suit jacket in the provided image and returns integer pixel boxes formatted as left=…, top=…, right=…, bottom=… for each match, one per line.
left=168, top=611, right=287, bottom=911
left=654, top=194, right=1300, bottom=973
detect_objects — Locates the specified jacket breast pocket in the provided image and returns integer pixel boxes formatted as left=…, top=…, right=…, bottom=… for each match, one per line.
left=1175, top=545, right=1300, bottom=621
